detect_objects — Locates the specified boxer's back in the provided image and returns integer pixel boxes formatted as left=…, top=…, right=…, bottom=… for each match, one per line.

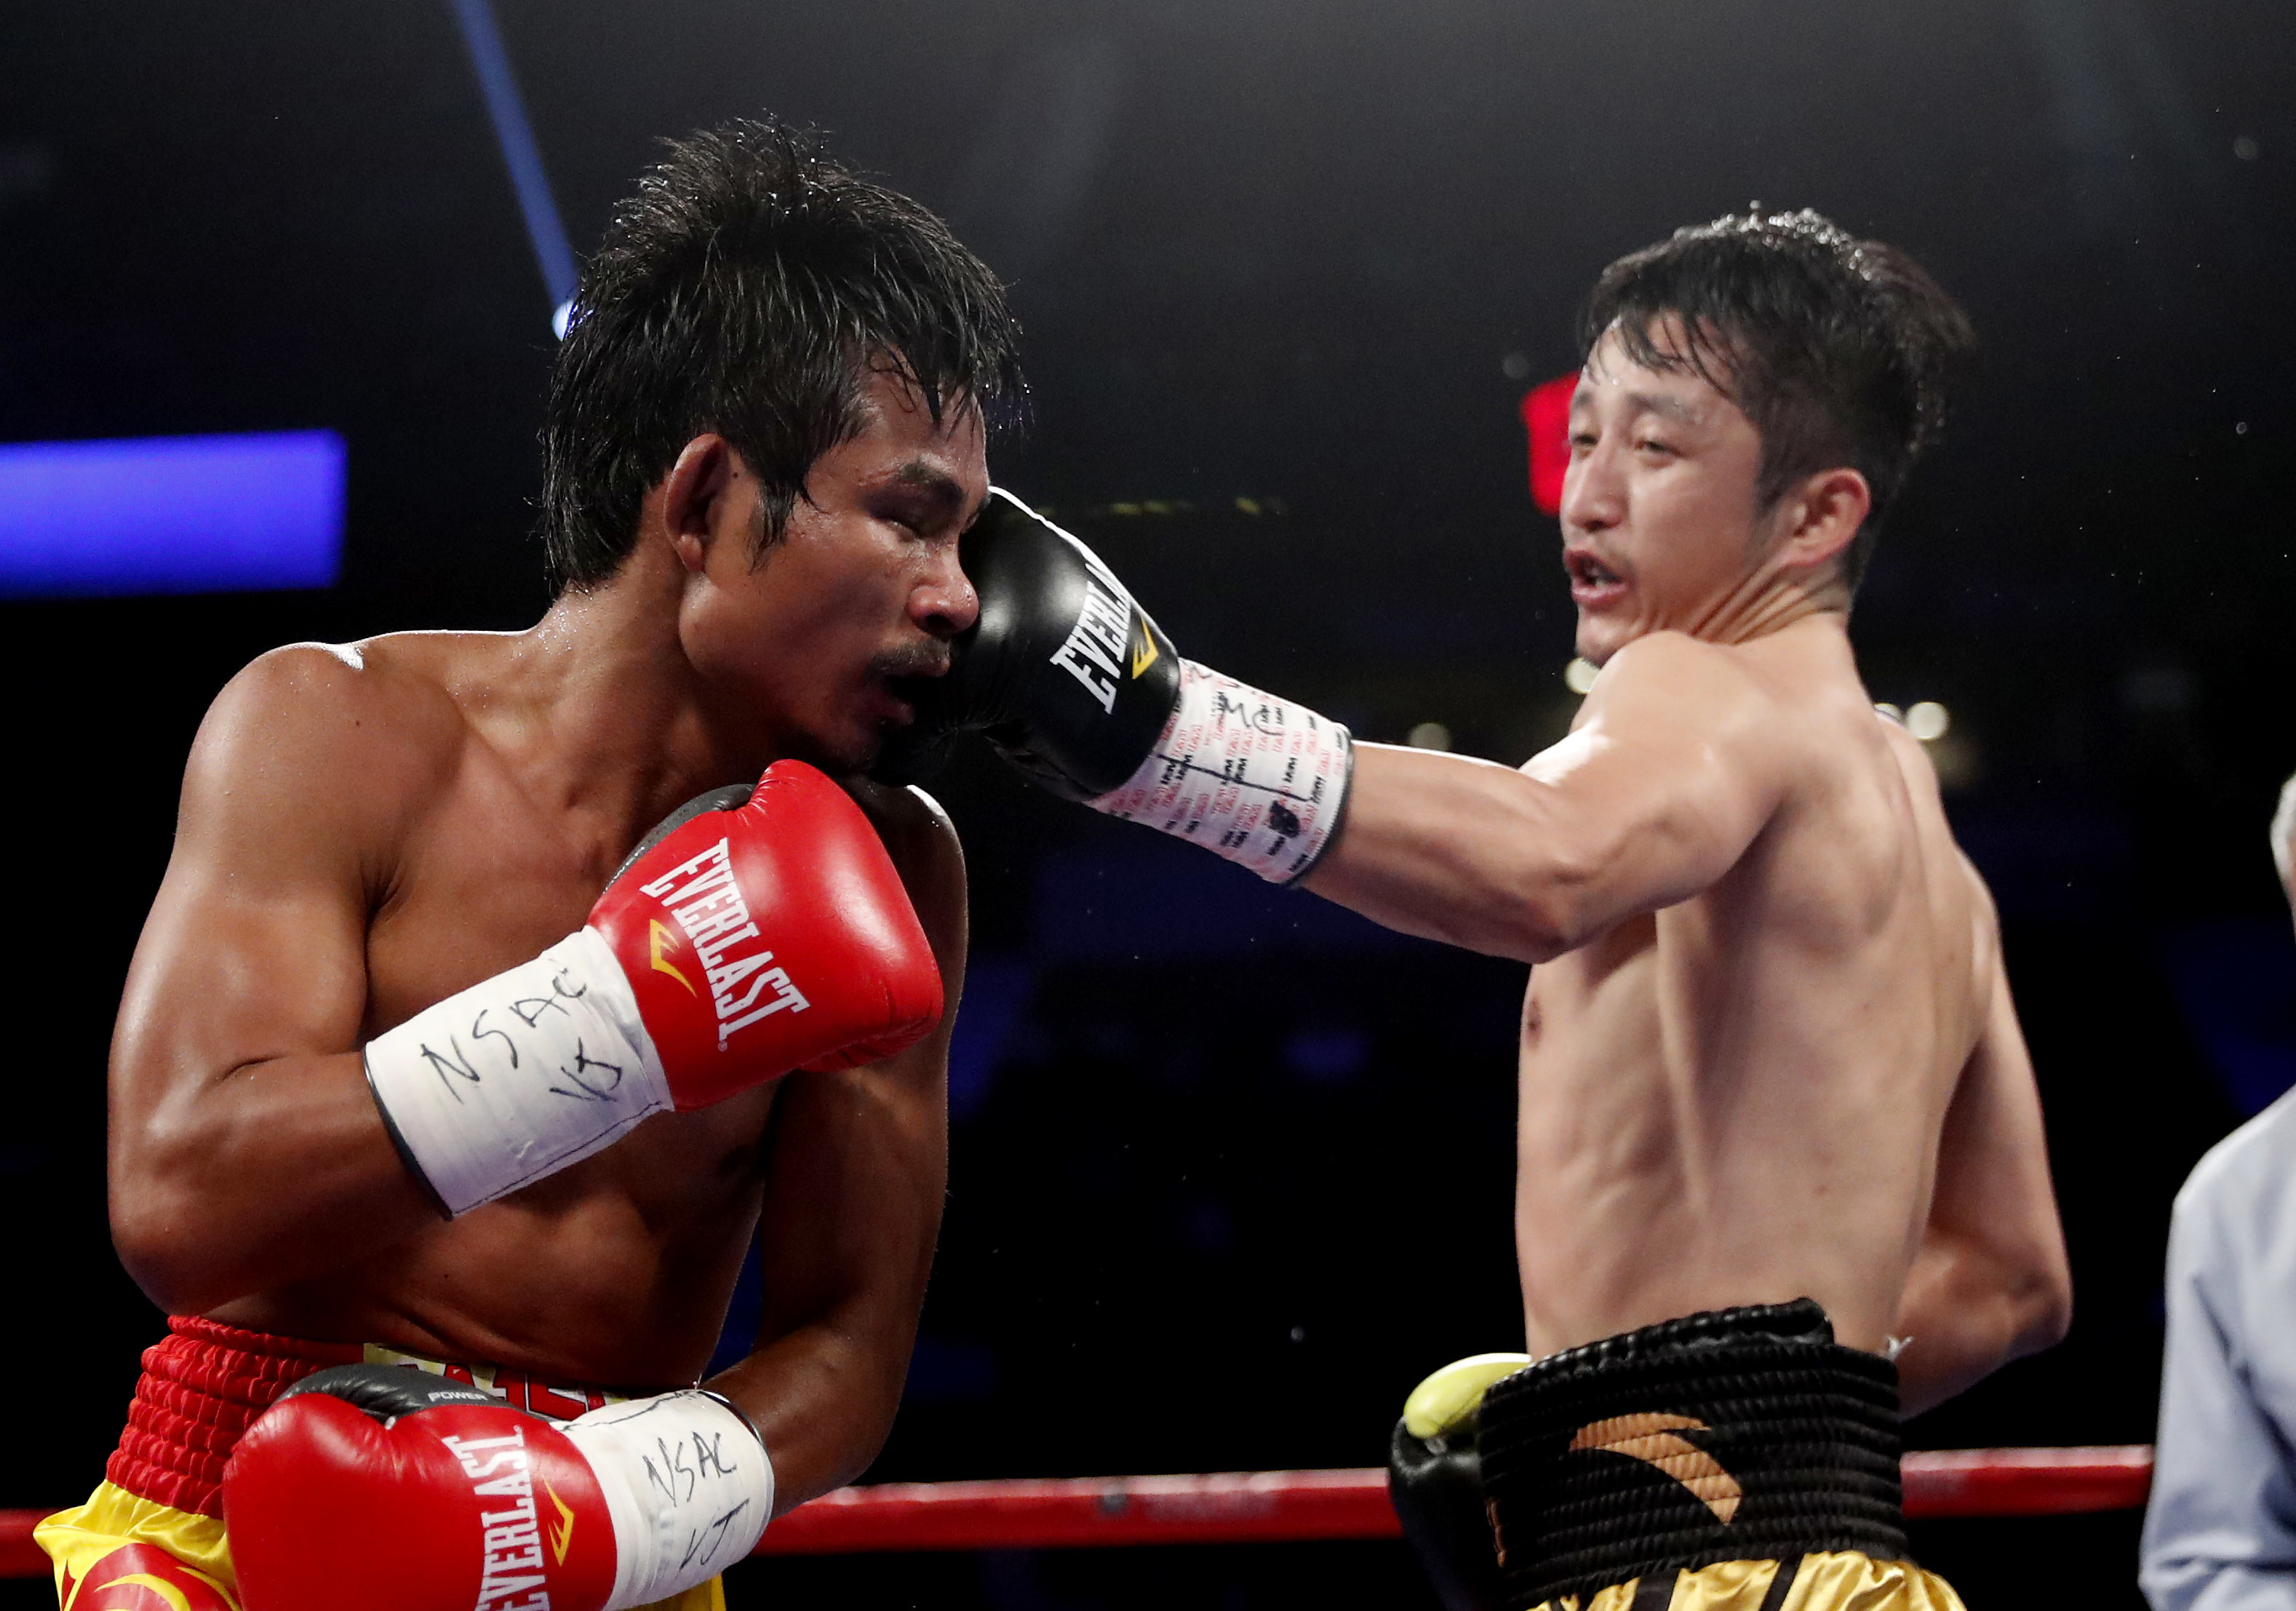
left=1515, top=618, right=1990, bottom=1359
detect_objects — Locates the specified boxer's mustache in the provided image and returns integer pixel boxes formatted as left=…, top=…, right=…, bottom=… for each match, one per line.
left=872, top=644, right=954, bottom=683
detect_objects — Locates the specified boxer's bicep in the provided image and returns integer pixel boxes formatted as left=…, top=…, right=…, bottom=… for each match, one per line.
left=1517, top=653, right=1786, bottom=920
left=127, top=704, right=370, bottom=1073
left=713, top=795, right=963, bottom=1507
left=110, top=648, right=436, bottom=1310
left=1307, top=640, right=1782, bottom=960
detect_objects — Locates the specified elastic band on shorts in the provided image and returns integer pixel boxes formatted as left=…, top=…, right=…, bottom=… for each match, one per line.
left=1478, top=1300, right=1908, bottom=1611
left=107, top=1318, right=362, bottom=1517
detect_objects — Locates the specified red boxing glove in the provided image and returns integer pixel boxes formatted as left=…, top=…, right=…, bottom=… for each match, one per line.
left=589, top=760, right=941, bottom=1094
left=364, top=760, right=943, bottom=1214
left=226, top=1365, right=773, bottom=1611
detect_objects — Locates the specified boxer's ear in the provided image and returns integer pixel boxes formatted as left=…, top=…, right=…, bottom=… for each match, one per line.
left=661, top=434, right=738, bottom=576
left=1769, top=466, right=1870, bottom=576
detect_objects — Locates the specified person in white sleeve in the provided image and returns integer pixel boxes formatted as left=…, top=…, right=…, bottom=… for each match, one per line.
left=2141, top=771, right=2296, bottom=1611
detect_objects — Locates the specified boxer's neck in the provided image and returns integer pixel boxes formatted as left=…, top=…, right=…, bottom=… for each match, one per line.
left=1687, top=556, right=1854, bottom=648
left=496, top=541, right=791, bottom=846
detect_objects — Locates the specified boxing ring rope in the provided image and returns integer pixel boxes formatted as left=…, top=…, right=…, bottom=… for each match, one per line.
left=0, top=1447, right=2153, bottom=1577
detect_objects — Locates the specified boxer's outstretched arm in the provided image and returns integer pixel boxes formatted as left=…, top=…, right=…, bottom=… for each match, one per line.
left=1304, top=634, right=1789, bottom=963
left=110, top=647, right=444, bottom=1313
left=706, top=789, right=965, bottom=1510
left=1891, top=881, right=2073, bottom=1415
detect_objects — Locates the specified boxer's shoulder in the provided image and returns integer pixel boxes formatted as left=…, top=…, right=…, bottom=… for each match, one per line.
left=841, top=779, right=966, bottom=946
left=184, top=635, right=495, bottom=864
left=1585, top=630, right=1782, bottom=739
left=204, top=635, right=473, bottom=767
left=842, top=778, right=960, bottom=869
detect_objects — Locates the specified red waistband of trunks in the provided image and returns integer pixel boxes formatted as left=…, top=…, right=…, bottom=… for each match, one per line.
left=108, top=1316, right=639, bottom=1519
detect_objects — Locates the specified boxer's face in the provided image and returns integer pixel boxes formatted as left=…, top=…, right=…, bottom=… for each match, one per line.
left=679, top=365, right=987, bottom=771
left=1559, top=319, right=1773, bottom=664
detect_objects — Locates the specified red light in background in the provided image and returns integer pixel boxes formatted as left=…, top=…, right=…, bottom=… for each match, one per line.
left=1520, top=373, right=1576, bottom=516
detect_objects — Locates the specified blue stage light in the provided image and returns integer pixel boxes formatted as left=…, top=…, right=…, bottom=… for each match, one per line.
left=0, top=430, right=346, bottom=598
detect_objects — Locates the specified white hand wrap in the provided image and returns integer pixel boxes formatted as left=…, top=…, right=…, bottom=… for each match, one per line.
left=1087, top=660, right=1353, bottom=883
left=363, top=928, right=670, bottom=1217
left=563, top=1391, right=774, bottom=1610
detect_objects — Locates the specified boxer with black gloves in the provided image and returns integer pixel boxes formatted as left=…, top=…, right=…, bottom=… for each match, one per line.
left=901, top=214, right=2072, bottom=1611
left=39, top=118, right=1019, bottom=1611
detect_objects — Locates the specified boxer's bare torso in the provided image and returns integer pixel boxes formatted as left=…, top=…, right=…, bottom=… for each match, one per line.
left=1513, top=621, right=1988, bottom=1361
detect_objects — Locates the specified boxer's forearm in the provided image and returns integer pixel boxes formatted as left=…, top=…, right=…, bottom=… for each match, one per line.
left=110, top=1049, right=443, bottom=1313
left=1890, top=1232, right=2073, bottom=1416
left=706, top=1313, right=914, bottom=1513
left=1894, top=930, right=2070, bottom=1417
left=724, top=1084, right=945, bottom=1513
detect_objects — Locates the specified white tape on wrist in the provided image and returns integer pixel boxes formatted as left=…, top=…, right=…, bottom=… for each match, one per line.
left=1088, top=660, right=1354, bottom=883
left=363, top=928, right=670, bottom=1216
left=565, top=1391, right=773, bottom=1610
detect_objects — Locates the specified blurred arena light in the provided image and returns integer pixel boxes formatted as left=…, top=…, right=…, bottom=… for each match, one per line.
left=1564, top=657, right=1601, bottom=695
left=447, top=0, right=578, bottom=330
left=0, top=431, right=346, bottom=598
left=1520, top=373, right=1576, bottom=515
left=1406, top=721, right=1452, bottom=751
left=1905, top=701, right=1951, bottom=742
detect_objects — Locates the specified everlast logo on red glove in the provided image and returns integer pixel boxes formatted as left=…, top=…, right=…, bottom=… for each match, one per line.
left=440, top=1430, right=566, bottom=1611
left=637, top=838, right=808, bottom=1047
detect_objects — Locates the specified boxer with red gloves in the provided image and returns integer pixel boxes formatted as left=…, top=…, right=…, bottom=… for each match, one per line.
left=41, top=118, right=1021, bottom=1611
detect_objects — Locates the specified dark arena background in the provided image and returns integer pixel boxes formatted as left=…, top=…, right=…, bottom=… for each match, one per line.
left=4, top=0, right=2293, bottom=1605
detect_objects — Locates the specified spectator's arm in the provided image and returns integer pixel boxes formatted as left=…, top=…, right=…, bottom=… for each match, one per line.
left=2140, top=1176, right=2296, bottom=1610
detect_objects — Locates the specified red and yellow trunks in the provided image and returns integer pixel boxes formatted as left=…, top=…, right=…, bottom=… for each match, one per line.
left=35, top=1316, right=721, bottom=1611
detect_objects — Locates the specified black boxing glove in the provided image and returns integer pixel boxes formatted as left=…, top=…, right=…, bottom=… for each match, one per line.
left=1388, top=1354, right=1528, bottom=1611
left=877, top=488, right=1353, bottom=883
left=876, top=486, right=1184, bottom=797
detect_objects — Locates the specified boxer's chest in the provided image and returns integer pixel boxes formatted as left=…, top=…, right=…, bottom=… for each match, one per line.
left=359, top=771, right=783, bottom=1171
left=362, top=765, right=633, bottom=1030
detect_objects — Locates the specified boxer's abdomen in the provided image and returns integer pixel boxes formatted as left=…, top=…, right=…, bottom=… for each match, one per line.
left=209, top=1078, right=778, bottom=1387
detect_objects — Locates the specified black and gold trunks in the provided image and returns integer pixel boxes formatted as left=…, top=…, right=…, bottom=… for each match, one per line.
left=1478, top=1300, right=1963, bottom=1611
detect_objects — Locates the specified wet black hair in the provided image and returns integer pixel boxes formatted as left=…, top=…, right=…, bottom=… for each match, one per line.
left=541, top=117, right=1025, bottom=592
left=1579, top=208, right=1975, bottom=589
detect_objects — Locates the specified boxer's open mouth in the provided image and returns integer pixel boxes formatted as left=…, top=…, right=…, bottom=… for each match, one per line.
left=877, top=677, right=922, bottom=724
left=876, top=667, right=948, bottom=724
left=872, top=649, right=952, bottom=724
left=1563, top=550, right=1619, bottom=586
left=1564, top=549, right=1625, bottom=604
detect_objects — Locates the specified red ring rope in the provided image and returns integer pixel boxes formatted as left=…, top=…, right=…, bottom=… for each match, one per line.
left=0, top=1447, right=2154, bottom=1577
